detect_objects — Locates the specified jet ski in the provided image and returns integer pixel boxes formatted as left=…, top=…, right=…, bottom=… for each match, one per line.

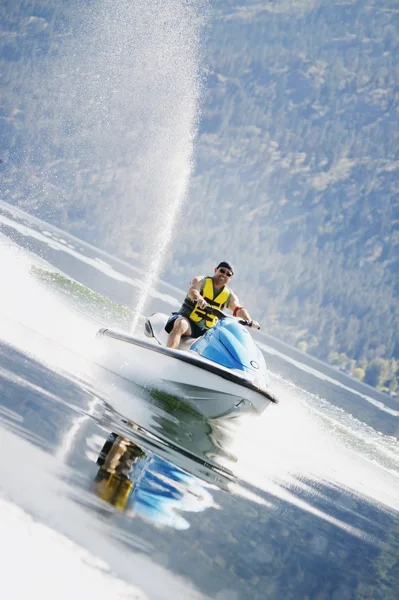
left=96, top=307, right=278, bottom=420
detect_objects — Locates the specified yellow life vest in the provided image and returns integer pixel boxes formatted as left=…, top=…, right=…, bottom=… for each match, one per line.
left=100, top=472, right=133, bottom=510
left=189, top=277, right=231, bottom=328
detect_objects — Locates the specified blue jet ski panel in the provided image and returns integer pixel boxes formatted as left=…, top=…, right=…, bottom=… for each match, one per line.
left=190, top=317, right=267, bottom=379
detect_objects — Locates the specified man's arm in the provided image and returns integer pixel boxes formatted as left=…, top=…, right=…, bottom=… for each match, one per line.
left=227, top=293, right=260, bottom=329
left=187, top=276, right=207, bottom=309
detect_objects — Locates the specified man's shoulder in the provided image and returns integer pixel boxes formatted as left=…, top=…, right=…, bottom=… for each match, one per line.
left=190, top=275, right=205, bottom=286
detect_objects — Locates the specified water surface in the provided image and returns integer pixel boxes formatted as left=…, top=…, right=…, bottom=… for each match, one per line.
left=0, top=203, right=398, bottom=600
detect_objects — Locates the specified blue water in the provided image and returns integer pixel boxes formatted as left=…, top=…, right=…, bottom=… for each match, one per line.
left=0, top=202, right=398, bottom=600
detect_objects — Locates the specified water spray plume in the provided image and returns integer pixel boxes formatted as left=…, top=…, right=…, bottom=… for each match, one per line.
left=127, top=1, right=207, bottom=332
left=130, top=161, right=192, bottom=333
left=7, top=1, right=208, bottom=331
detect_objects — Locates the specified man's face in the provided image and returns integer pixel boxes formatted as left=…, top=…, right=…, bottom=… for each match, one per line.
left=214, top=266, right=233, bottom=285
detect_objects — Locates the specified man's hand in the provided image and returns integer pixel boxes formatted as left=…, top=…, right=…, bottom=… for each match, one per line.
left=250, top=320, right=260, bottom=330
left=196, top=297, right=208, bottom=310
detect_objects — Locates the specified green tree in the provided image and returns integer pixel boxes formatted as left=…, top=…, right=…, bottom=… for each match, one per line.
left=352, top=367, right=365, bottom=381
left=297, top=341, right=308, bottom=353
left=388, top=377, right=398, bottom=395
left=364, top=358, right=390, bottom=388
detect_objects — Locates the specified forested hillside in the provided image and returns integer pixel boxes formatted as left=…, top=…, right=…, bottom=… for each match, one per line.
left=1, top=1, right=398, bottom=393
left=170, top=0, right=399, bottom=394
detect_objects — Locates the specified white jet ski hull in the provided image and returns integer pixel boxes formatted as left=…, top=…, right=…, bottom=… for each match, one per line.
left=96, top=328, right=277, bottom=419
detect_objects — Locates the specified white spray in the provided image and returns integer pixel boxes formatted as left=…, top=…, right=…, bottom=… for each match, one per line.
left=10, top=0, right=208, bottom=329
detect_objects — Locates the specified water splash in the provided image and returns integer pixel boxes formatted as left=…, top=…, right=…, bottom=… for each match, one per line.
left=130, top=162, right=191, bottom=333
left=4, top=1, right=208, bottom=326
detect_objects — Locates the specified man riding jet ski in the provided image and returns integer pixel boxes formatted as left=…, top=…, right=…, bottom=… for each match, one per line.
left=96, top=261, right=277, bottom=419
left=165, top=261, right=260, bottom=348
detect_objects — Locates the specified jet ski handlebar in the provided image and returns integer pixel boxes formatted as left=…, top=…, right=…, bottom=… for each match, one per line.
left=203, top=305, right=260, bottom=329
left=238, top=319, right=261, bottom=330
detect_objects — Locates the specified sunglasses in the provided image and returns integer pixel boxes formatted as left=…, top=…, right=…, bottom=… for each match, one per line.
left=219, top=268, right=233, bottom=277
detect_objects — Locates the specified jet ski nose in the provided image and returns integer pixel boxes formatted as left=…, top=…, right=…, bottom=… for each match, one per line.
left=96, top=327, right=108, bottom=337
left=144, top=319, right=154, bottom=338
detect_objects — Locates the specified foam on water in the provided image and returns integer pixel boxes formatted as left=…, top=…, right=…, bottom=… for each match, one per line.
left=0, top=233, right=99, bottom=372
left=0, top=497, right=147, bottom=600
left=227, top=379, right=399, bottom=516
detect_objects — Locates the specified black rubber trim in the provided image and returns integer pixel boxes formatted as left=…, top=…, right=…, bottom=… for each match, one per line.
left=97, top=328, right=278, bottom=404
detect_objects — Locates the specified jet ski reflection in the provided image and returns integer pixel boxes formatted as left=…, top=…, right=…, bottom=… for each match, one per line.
left=93, top=433, right=145, bottom=511
left=92, top=432, right=218, bottom=530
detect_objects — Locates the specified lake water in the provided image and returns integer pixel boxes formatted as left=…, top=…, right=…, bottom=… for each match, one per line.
left=0, top=201, right=398, bottom=600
